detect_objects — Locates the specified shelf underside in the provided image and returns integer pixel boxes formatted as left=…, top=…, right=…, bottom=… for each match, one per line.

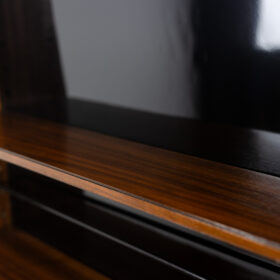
left=0, top=113, right=279, bottom=262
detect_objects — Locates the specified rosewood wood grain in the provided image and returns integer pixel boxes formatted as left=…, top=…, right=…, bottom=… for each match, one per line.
left=0, top=113, right=279, bottom=262
left=0, top=229, right=108, bottom=280
left=12, top=98, right=280, bottom=178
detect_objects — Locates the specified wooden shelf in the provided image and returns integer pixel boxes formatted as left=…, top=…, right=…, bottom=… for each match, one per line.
left=0, top=228, right=108, bottom=280
left=0, top=113, right=279, bottom=262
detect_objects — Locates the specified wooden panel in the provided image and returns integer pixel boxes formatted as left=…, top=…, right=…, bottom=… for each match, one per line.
left=0, top=229, right=108, bottom=280
left=0, top=0, right=65, bottom=108
left=0, top=113, right=279, bottom=262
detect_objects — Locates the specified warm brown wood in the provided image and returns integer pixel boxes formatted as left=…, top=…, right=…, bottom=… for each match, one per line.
left=0, top=228, right=109, bottom=280
left=0, top=190, right=11, bottom=228
left=0, top=113, right=279, bottom=262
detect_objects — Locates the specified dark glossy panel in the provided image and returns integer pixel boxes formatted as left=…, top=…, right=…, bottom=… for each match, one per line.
left=194, top=1, right=280, bottom=132
left=50, top=0, right=280, bottom=132
left=11, top=201, right=196, bottom=279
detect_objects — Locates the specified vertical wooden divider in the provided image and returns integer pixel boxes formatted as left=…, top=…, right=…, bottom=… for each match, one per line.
left=0, top=161, right=11, bottom=229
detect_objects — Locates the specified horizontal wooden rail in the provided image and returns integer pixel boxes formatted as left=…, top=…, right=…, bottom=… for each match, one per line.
left=0, top=113, right=279, bottom=262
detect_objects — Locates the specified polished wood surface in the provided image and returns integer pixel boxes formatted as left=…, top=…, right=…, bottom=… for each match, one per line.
left=0, top=113, right=279, bottom=262
left=11, top=98, right=280, bottom=178
left=0, top=229, right=108, bottom=280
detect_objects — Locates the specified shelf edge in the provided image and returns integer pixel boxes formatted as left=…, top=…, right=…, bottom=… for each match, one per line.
left=0, top=148, right=279, bottom=263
